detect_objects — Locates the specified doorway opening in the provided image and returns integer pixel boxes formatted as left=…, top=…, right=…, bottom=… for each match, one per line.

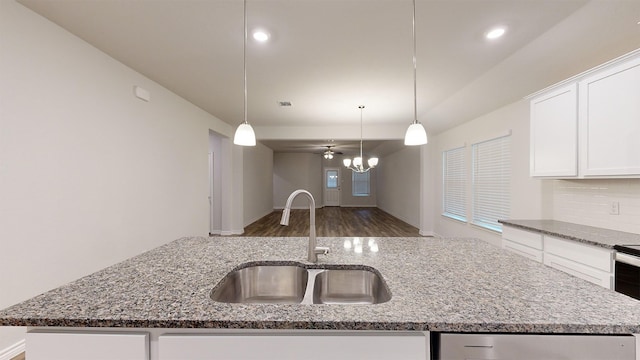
left=323, top=167, right=341, bottom=206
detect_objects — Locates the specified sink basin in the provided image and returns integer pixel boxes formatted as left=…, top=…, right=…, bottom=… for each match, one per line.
left=312, top=269, right=391, bottom=304
left=211, top=263, right=391, bottom=305
left=210, top=265, right=308, bottom=304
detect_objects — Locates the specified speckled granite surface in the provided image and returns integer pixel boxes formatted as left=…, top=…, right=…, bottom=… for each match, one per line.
left=499, top=219, right=640, bottom=249
left=2, top=236, right=640, bottom=334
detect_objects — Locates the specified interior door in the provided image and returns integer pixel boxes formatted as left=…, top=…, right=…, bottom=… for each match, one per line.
left=324, top=168, right=341, bottom=206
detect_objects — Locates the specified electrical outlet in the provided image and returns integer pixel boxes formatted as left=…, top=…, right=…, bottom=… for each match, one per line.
left=610, top=201, right=620, bottom=215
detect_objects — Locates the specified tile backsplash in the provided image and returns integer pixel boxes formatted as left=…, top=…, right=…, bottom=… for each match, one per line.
left=552, top=179, right=640, bottom=234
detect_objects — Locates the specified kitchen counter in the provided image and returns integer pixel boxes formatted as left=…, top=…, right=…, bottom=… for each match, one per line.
left=499, top=219, right=640, bottom=249
left=2, top=236, right=640, bottom=334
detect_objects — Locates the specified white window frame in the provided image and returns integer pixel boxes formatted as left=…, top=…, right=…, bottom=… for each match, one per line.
left=442, top=146, right=467, bottom=222
left=352, top=171, right=370, bottom=197
left=471, top=133, right=511, bottom=233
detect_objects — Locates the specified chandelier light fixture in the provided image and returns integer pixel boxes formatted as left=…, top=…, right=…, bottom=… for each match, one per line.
left=343, top=105, right=379, bottom=173
left=403, top=0, right=428, bottom=146
left=233, top=0, right=256, bottom=146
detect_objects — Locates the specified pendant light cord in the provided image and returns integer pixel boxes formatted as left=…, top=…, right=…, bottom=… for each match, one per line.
left=359, top=105, right=364, bottom=161
left=243, top=0, right=248, bottom=125
left=412, top=0, right=418, bottom=125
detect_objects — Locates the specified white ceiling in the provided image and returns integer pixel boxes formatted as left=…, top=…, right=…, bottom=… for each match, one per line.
left=17, top=0, right=640, bottom=154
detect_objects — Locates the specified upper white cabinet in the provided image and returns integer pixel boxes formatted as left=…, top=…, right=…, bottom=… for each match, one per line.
left=529, top=48, right=640, bottom=178
left=579, top=55, right=640, bottom=177
left=530, top=83, right=578, bottom=177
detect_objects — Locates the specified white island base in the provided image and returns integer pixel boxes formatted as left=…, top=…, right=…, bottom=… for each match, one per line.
left=25, top=328, right=640, bottom=360
left=26, top=328, right=429, bottom=360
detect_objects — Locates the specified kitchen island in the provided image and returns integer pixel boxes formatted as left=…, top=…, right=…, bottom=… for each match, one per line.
left=2, top=236, right=640, bottom=359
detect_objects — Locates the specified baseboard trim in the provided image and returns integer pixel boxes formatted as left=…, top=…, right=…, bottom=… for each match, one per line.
left=0, top=339, right=25, bottom=360
left=273, top=206, right=322, bottom=210
left=338, top=205, right=377, bottom=208
left=220, top=230, right=244, bottom=236
left=419, top=230, right=436, bottom=237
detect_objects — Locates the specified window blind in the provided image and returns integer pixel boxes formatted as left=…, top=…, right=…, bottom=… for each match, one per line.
left=352, top=171, right=370, bottom=196
left=442, top=146, right=466, bottom=222
left=472, top=134, right=510, bottom=232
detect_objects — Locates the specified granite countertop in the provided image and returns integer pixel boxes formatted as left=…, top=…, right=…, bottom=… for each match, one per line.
left=2, top=236, right=640, bottom=334
left=499, top=219, right=640, bottom=249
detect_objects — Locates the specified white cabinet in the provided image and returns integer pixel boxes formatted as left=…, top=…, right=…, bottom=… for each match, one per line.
left=543, top=235, right=613, bottom=289
left=579, top=55, right=640, bottom=177
left=159, top=332, right=428, bottom=360
left=529, top=83, right=578, bottom=177
left=529, top=48, right=640, bottom=178
left=501, top=226, right=614, bottom=289
left=501, top=226, right=543, bottom=262
left=26, top=331, right=149, bottom=360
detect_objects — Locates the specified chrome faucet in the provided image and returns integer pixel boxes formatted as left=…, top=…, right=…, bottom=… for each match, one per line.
left=280, top=189, right=330, bottom=262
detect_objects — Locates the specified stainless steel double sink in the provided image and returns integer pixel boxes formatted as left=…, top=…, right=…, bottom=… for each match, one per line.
left=210, top=263, right=391, bottom=305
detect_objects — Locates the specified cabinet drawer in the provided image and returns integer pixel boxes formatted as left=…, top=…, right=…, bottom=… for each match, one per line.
left=502, top=240, right=543, bottom=263
left=159, top=333, right=428, bottom=360
left=27, top=331, right=149, bottom=360
left=502, top=226, right=543, bottom=250
left=544, top=236, right=613, bottom=272
left=544, top=253, right=613, bottom=289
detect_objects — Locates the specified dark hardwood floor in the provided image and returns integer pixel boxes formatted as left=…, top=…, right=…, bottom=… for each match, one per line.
left=240, top=207, right=422, bottom=237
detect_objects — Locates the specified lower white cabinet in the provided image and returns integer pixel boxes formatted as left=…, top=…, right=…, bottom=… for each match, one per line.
left=26, top=331, right=149, bottom=360
left=158, top=332, right=428, bottom=360
left=502, top=226, right=543, bottom=262
left=544, top=235, right=613, bottom=289
left=501, top=226, right=614, bottom=289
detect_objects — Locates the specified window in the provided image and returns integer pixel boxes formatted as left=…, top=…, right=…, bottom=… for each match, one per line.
left=472, top=134, right=511, bottom=232
left=442, top=146, right=466, bottom=222
left=352, top=171, right=370, bottom=196
left=326, top=170, right=338, bottom=188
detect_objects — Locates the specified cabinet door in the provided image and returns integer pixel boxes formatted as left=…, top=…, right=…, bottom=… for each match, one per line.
left=579, top=55, right=640, bottom=177
left=159, top=333, right=428, bottom=360
left=544, top=253, right=613, bottom=289
left=26, top=331, right=149, bottom=360
left=530, top=83, right=578, bottom=177
left=503, top=239, right=543, bottom=262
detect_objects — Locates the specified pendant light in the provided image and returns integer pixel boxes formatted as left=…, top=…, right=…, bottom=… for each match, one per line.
left=233, top=0, right=256, bottom=146
left=343, top=106, right=379, bottom=173
left=404, top=0, right=428, bottom=146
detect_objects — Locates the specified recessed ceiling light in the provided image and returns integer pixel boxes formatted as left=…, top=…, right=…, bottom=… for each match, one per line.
left=252, top=30, right=270, bottom=42
left=485, top=26, right=506, bottom=40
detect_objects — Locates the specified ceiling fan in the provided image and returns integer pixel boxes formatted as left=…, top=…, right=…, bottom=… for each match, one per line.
left=321, top=145, right=343, bottom=160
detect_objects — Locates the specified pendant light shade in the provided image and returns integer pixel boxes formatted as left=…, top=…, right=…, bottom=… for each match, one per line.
left=404, top=0, right=428, bottom=146
left=234, top=122, right=256, bottom=146
left=404, top=122, right=427, bottom=146
left=233, top=0, right=256, bottom=146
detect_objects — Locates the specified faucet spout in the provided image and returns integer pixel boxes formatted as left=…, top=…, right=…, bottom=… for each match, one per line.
left=280, top=189, right=329, bottom=262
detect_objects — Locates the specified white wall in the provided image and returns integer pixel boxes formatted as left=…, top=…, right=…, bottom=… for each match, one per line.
left=243, top=143, right=274, bottom=226
left=430, top=100, right=550, bottom=246
left=273, top=153, right=323, bottom=209
left=376, top=147, right=421, bottom=228
left=0, top=0, right=236, bottom=350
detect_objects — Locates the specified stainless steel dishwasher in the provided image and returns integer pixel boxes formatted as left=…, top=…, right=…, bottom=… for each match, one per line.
left=437, top=333, right=635, bottom=360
